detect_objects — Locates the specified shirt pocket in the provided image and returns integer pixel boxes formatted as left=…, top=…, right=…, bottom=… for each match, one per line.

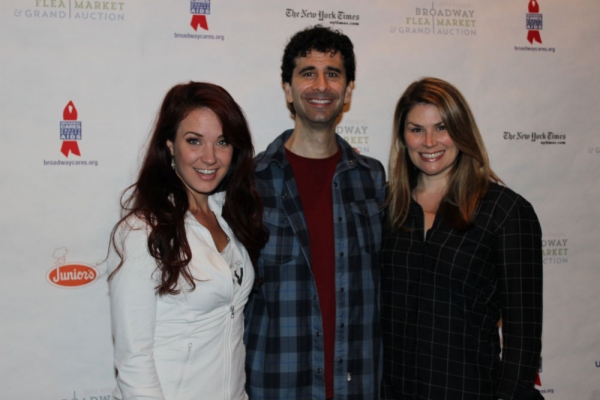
left=261, top=207, right=301, bottom=266
left=351, top=199, right=383, bottom=254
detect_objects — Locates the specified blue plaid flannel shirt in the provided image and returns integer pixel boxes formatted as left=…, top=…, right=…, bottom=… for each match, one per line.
left=244, top=130, right=386, bottom=399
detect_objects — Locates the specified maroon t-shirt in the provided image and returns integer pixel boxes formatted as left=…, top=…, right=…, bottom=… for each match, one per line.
left=286, top=147, right=340, bottom=399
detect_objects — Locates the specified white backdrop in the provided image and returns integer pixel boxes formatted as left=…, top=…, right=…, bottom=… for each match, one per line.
left=1, top=1, right=599, bottom=399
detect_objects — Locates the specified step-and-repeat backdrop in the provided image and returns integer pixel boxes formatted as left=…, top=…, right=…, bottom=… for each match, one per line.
left=2, top=1, right=599, bottom=398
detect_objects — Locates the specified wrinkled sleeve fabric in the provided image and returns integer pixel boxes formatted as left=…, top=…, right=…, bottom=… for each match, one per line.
left=109, top=222, right=165, bottom=400
left=494, top=199, right=544, bottom=400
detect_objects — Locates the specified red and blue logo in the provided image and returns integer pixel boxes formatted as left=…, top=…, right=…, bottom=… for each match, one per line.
left=526, top=0, right=542, bottom=44
left=190, top=0, right=210, bottom=31
left=60, top=101, right=81, bottom=157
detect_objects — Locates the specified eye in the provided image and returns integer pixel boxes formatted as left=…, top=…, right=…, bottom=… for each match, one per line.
left=217, top=139, right=229, bottom=146
left=408, top=127, right=422, bottom=133
left=186, top=137, right=200, bottom=145
left=437, top=124, right=447, bottom=131
left=327, top=72, right=339, bottom=78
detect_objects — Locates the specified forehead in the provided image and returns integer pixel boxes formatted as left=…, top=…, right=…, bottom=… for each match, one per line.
left=406, top=103, right=443, bottom=122
left=177, top=108, right=222, bottom=133
left=293, top=50, right=345, bottom=71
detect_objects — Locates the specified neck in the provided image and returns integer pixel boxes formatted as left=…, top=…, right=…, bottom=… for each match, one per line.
left=415, top=172, right=449, bottom=195
left=285, top=123, right=338, bottom=158
left=187, top=192, right=210, bottom=215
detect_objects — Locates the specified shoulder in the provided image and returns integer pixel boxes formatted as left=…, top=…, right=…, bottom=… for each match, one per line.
left=481, top=182, right=540, bottom=228
left=255, top=130, right=292, bottom=173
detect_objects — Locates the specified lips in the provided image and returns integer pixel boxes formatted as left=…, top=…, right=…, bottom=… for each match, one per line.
left=194, top=168, right=216, bottom=175
left=419, top=150, right=445, bottom=161
left=308, top=98, right=332, bottom=105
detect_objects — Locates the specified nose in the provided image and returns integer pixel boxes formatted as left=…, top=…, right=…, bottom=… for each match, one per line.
left=312, top=73, right=328, bottom=92
left=423, top=130, right=437, bottom=148
left=201, top=146, right=216, bottom=165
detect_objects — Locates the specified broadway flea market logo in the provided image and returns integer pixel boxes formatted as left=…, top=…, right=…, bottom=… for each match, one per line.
left=542, top=237, right=568, bottom=265
left=503, top=130, right=566, bottom=145
left=336, top=121, right=371, bottom=155
left=390, top=2, right=476, bottom=36
left=13, top=0, right=126, bottom=21
left=285, top=8, right=360, bottom=27
left=46, top=247, right=99, bottom=288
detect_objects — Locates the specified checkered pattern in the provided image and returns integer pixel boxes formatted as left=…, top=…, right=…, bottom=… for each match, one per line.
left=381, top=183, right=544, bottom=400
left=244, top=130, right=386, bottom=400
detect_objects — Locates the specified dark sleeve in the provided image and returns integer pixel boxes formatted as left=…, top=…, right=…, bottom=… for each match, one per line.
left=495, top=199, right=544, bottom=400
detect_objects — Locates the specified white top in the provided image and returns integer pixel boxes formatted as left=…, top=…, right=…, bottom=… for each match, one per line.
left=108, top=192, right=254, bottom=400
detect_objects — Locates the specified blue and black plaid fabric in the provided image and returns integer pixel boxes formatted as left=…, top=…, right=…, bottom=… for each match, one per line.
left=381, top=183, right=544, bottom=400
left=244, top=130, right=386, bottom=400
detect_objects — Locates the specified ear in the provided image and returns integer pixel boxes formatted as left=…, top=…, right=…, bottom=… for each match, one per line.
left=283, top=82, right=293, bottom=104
left=343, top=81, right=355, bottom=105
left=166, top=140, right=174, bottom=155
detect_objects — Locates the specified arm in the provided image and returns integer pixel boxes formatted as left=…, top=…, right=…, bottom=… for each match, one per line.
left=109, top=224, right=165, bottom=400
left=495, top=200, right=544, bottom=400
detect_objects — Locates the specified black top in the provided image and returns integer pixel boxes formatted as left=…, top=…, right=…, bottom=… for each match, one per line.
left=381, top=183, right=544, bottom=400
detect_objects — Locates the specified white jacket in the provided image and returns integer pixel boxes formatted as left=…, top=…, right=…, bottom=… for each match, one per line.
left=108, top=192, right=254, bottom=400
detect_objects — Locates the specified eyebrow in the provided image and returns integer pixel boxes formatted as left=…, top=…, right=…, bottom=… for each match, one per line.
left=406, top=121, right=444, bottom=127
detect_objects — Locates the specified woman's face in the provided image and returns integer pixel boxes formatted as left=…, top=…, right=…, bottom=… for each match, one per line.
left=403, top=103, right=459, bottom=180
left=167, top=108, right=233, bottom=205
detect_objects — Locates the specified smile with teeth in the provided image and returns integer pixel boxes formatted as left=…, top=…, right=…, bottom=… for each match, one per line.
left=194, top=168, right=216, bottom=175
left=308, top=99, right=332, bottom=104
left=420, top=150, right=445, bottom=160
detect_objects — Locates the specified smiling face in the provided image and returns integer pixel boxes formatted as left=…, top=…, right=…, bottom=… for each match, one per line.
left=283, top=51, right=353, bottom=130
left=404, top=103, right=459, bottom=181
left=167, top=108, right=233, bottom=207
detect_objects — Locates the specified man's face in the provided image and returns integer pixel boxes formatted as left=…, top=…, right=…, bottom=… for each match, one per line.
left=284, top=51, right=353, bottom=129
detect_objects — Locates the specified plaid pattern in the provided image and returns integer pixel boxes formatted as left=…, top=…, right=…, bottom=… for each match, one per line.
left=244, top=130, right=386, bottom=400
left=381, top=183, right=544, bottom=400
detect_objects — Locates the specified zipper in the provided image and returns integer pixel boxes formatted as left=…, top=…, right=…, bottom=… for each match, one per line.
left=174, top=342, right=193, bottom=398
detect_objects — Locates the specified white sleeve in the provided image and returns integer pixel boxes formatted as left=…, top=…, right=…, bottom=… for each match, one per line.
left=109, top=224, right=165, bottom=400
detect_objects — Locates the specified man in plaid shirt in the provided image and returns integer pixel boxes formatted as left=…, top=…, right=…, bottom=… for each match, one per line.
left=244, top=26, right=386, bottom=399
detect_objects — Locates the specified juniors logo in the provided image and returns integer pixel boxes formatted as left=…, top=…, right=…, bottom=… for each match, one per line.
left=46, top=247, right=98, bottom=289
left=390, top=2, right=476, bottom=37
left=13, top=0, right=126, bottom=22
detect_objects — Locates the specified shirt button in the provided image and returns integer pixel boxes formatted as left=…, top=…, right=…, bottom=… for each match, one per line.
left=333, top=182, right=338, bottom=187
left=313, top=295, right=317, bottom=300
left=338, top=217, right=342, bottom=222
left=339, top=323, right=345, bottom=328
left=339, top=287, right=345, bottom=292
left=338, top=358, right=343, bottom=364
left=316, top=331, right=321, bottom=337
left=317, top=368, right=322, bottom=373
left=339, top=252, right=344, bottom=257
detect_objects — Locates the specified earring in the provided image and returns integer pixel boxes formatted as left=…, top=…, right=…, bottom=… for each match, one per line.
left=171, top=156, right=175, bottom=170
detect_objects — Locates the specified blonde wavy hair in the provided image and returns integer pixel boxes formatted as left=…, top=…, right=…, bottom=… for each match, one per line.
left=386, top=77, right=502, bottom=230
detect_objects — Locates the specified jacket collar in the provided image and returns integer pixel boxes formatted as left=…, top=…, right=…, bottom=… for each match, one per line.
left=255, top=129, right=373, bottom=172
